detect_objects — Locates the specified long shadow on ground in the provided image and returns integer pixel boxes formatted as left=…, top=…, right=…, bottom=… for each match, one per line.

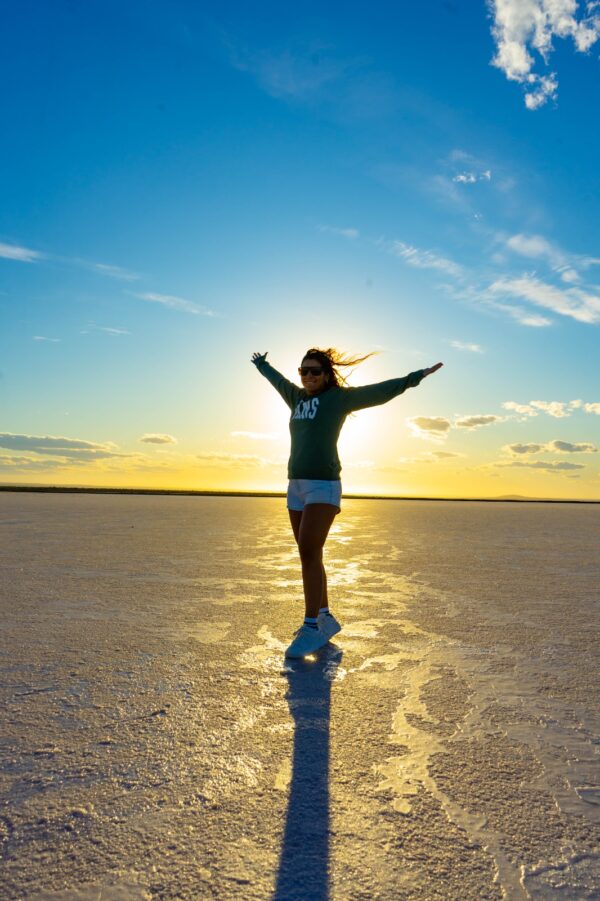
left=272, top=643, right=343, bottom=901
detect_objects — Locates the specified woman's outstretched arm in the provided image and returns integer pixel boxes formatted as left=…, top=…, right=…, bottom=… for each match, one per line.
left=343, top=362, right=443, bottom=412
left=251, top=351, right=303, bottom=410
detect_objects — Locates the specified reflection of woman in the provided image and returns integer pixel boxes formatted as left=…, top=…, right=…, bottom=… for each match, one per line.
left=252, top=348, right=443, bottom=658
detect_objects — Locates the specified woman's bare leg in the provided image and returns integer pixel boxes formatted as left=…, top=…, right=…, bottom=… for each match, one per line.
left=296, top=504, right=337, bottom=618
left=289, top=508, right=333, bottom=614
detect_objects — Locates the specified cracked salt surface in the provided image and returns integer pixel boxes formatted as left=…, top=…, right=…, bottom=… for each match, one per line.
left=1, top=493, right=599, bottom=899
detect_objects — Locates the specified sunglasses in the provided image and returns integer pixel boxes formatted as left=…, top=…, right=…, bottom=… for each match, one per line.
left=298, top=366, right=325, bottom=376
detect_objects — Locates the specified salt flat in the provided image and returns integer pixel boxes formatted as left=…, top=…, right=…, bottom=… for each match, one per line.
left=1, top=493, right=599, bottom=900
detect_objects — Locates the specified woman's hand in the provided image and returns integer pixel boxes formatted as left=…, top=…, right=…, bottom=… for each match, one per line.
left=251, top=351, right=268, bottom=366
left=422, top=362, right=443, bottom=378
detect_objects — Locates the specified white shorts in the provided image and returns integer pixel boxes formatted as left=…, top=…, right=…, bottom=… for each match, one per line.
left=287, top=479, right=342, bottom=514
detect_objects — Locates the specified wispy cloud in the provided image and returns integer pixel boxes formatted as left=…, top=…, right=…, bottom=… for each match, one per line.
left=132, top=292, right=216, bottom=316
left=504, top=440, right=597, bottom=455
left=407, top=416, right=452, bottom=440
left=502, top=401, right=535, bottom=417
left=33, top=335, right=61, bottom=342
left=371, top=453, right=461, bottom=468
left=408, top=410, right=506, bottom=439
left=506, top=232, right=563, bottom=265
left=98, top=326, right=129, bottom=335
left=226, top=36, right=404, bottom=123
left=443, top=276, right=555, bottom=327
left=0, top=238, right=143, bottom=282
left=548, top=439, right=598, bottom=453
left=228, top=41, right=346, bottom=101
left=0, top=455, right=88, bottom=471
left=455, top=415, right=502, bottom=428
left=503, top=442, right=545, bottom=455
left=196, top=452, right=283, bottom=468
left=140, top=434, right=178, bottom=445
left=231, top=431, right=280, bottom=441
left=318, top=224, right=359, bottom=239
left=495, top=460, right=585, bottom=472
left=387, top=240, right=464, bottom=278
left=488, top=0, right=600, bottom=109
left=427, top=450, right=462, bottom=459
left=64, top=257, right=142, bottom=281
left=450, top=340, right=484, bottom=353
left=381, top=229, right=599, bottom=330
left=487, top=276, right=600, bottom=324
left=0, top=452, right=168, bottom=473
left=453, top=170, right=492, bottom=184
left=0, top=434, right=103, bottom=451
left=0, top=432, right=133, bottom=462
left=409, top=451, right=464, bottom=463
left=319, top=190, right=600, bottom=334
left=503, top=399, right=585, bottom=418
left=80, top=325, right=130, bottom=336
left=87, top=262, right=141, bottom=281
left=530, top=400, right=578, bottom=418
left=487, top=300, right=553, bottom=327
left=505, top=232, right=600, bottom=282
left=559, top=269, right=581, bottom=284
left=0, top=241, right=44, bottom=262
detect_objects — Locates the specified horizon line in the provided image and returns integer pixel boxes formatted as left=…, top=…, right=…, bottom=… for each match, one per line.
left=1, top=484, right=599, bottom=504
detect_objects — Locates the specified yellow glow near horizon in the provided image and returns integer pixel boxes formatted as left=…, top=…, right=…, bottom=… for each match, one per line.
left=3, top=455, right=598, bottom=500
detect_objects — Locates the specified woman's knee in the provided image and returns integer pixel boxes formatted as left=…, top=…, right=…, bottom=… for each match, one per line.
left=298, top=541, right=322, bottom=564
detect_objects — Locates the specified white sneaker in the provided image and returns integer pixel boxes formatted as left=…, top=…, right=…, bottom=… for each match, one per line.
left=317, top=611, right=342, bottom=641
left=285, top=624, right=328, bottom=658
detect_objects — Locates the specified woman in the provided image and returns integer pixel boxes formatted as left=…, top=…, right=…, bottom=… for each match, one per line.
left=251, top=348, right=443, bottom=658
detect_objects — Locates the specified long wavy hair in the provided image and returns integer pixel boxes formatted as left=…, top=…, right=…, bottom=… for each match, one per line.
left=302, top=347, right=377, bottom=389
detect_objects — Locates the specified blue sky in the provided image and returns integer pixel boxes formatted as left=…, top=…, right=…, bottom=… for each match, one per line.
left=1, top=0, right=599, bottom=497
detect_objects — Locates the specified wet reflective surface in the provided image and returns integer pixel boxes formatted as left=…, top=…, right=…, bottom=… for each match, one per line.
left=1, top=493, right=599, bottom=899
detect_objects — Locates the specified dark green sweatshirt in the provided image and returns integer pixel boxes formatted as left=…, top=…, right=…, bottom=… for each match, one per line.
left=254, top=359, right=425, bottom=480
